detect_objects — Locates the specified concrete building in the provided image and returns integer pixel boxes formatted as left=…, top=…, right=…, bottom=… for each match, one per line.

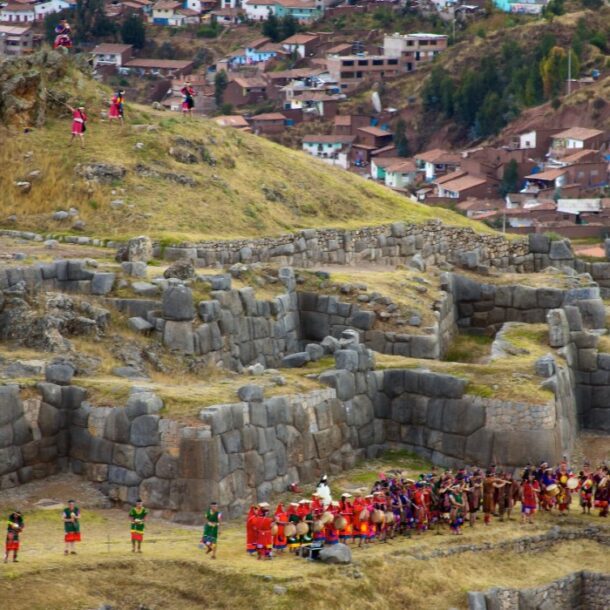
left=0, top=24, right=34, bottom=56
left=92, top=43, right=134, bottom=69
left=0, top=4, right=36, bottom=23
left=383, top=32, right=448, bottom=66
left=551, top=127, right=607, bottom=153
left=326, top=53, right=402, bottom=91
left=123, top=58, right=194, bottom=77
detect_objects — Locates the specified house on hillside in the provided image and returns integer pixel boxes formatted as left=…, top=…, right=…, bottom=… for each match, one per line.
left=551, top=127, right=607, bottom=153
left=92, top=43, right=133, bottom=70
left=433, top=171, right=491, bottom=201
left=0, top=24, right=35, bottom=56
left=242, top=0, right=322, bottom=22
left=326, top=53, right=402, bottom=91
left=302, top=134, right=354, bottom=168
left=333, top=114, right=371, bottom=136
left=250, top=112, right=287, bottom=134
left=415, top=149, right=461, bottom=181
left=0, top=4, right=36, bottom=23
left=223, top=75, right=268, bottom=106
left=507, top=128, right=562, bottom=159
left=123, top=58, right=194, bottom=77
left=384, top=159, right=417, bottom=190
left=383, top=33, right=448, bottom=66
left=214, top=115, right=252, bottom=130
left=150, top=0, right=200, bottom=25
left=281, top=33, right=320, bottom=58
left=34, top=0, right=75, bottom=21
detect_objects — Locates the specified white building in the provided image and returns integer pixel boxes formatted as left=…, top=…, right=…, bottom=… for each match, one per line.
left=242, top=0, right=275, bottom=20
left=0, top=4, right=36, bottom=23
left=302, top=134, right=355, bottom=160
left=92, top=43, right=134, bottom=68
left=34, top=0, right=73, bottom=20
left=384, top=159, right=417, bottom=190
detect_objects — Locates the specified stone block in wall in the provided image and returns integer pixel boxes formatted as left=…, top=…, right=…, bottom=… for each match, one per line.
left=563, top=286, right=600, bottom=304
left=88, top=436, right=113, bottom=463
left=410, top=335, right=439, bottom=359
left=442, top=399, right=485, bottom=436
left=494, top=286, right=512, bottom=307
left=86, top=463, right=108, bottom=482
left=575, top=299, right=606, bottom=330
left=536, top=288, right=564, bottom=309
left=38, top=402, right=61, bottom=437
left=318, top=369, right=355, bottom=400
left=139, top=476, right=171, bottom=509
left=512, top=286, right=537, bottom=310
left=390, top=397, right=411, bottom=425
left=577, top=349, right=598, bottom=372
left=452, top=275, right=482, bottom=302
left=597, top=353, right=610, bottom=370
left=91, top=272, right=115, bottom=295
left=528, top=233, right=550, bottom=254
left=349, top=310, right=375, bottom=331
left=0, top=446, right=23, bottom=476
left=44, top=363, right=75, bottom=386
left=155, top=454, right=179, bottom=479
left=547, top=309, right=570, bottom=347
left=464, top=428, right=494, bottom=466
left=583, top=409, right=610, bottom=432
left=492, top=428, right=560, bottom=466
left=162, top=285, right=194, bottom=321
left=426, top=398, right=444, bottom=430
left=335, top=349, right=359, bottom=372
left=125, top=392, right=163, bottom=419
left=12, top=416, right=32, bottom=446
left=37, top=382, right=62, bottom=407
left=548, top=240, right=573, bottom=260
left=441, top=433, right=466, bottom=458
left=69, top=427, right=91, bottom=461
left=112, top=443, right=135, bottom=469
left=564, top=306, right=583, bottom=331
left=134, top=447, right=159, bottom=479
left=419, top=373, right=466, bottom=399
left=130, top=415, right=160, bottom=447
left=108, top=465, right=141, bottom=486
left=163, top=320, right=194, bottom=353
left=104, top=408, right=131, bottom=443
left=266, top=396, right=292, bottom=426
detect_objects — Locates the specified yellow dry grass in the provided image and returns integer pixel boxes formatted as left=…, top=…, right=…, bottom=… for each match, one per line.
left=0, top=99, right=494, bottom=243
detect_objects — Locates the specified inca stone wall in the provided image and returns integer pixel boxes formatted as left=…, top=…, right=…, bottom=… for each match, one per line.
left=159, top=220, right=536, bottom=272
left=298, top=287, right=456, bottom=359
left=469, top=571, right=610, bottom=610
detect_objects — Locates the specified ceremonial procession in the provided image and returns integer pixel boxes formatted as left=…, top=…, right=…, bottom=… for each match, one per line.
left=243, top=461, right=610, bottom=562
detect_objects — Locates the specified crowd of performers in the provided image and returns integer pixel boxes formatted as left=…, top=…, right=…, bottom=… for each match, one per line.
left=245, top=462, right=610, bottom=560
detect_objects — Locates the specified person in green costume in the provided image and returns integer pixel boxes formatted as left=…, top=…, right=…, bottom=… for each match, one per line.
left=202, top=502, right=222, bottom=559
left=129, top=499, right=148, bottom=553
left=63, top=500, right=81, bottom=555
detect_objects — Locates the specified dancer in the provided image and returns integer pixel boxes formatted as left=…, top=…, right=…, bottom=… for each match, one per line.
left=181, top=82, right=196, bottom=117
left=68, top=104, right=87, bottom=148
left=129, top=498, right=148, bottom=553
left=109, top=90, right=125, bottom=127
left=202, top=502, right=222, bottom=559
left=63, top=500, right=81, bottom=555
left=4, top=510, right=24, bottom=563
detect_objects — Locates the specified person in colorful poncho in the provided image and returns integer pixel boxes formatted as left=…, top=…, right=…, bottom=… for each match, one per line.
left=129, top=499, right=148, bottom=553
left=63, top=500, right=81, bottom=555
left=4, top=511, right=24, bottom=563
left=202, top=502, right=221, bottom=559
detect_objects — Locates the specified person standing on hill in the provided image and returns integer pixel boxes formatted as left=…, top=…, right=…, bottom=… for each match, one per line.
left=4, top=510, right=24, bottom=563
left=180, top=81, right=196, bottom=118
left=109, top=90, right=125, bottom=127
left=63, top=500, right=81, bottom=555
left=201, top=502, right=221, bottom=559
left=129, top=498, right=148, bottom=553
left=68, top=105, right=87, bottom=148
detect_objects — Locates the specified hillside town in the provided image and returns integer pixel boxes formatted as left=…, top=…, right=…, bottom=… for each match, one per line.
left=2, top=2, right=608, bottom=242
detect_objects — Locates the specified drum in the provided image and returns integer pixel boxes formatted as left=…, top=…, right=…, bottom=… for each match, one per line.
left=313, top=520, right=324, bottom=533
left=284, top=523, right=296, bottom=537
left=295, top=522, right=309, bottom=536
left=384, top=511, right=395, bottom=525
left=359, top=509, right=370, bottom=522
left=546, top=484, right=559, bottom=496
left=271, top=523, right=278, bottom=536
left=334, top=516, right=347, bottom=530
left=371, top=509, right=385, bottom=524
left=566, top=477, right=579, bottom=490
left=321, top=511, right=333, bottom=525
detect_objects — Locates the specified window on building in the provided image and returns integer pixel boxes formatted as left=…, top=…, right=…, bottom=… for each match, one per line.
left=343, top=60, right=354, bottom=66
left=340, top=71, right=353, bottom=78
left=357, top=59, right=368, bottom=66
left=372, top=59, right=383, bottom=66
left=356, top=71, right=363, bottom=78
left=387, top=59, right=398, bottom=65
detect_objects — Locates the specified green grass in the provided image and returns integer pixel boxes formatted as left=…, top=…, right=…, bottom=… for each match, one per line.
left=444, top=334, right=493, bottom=363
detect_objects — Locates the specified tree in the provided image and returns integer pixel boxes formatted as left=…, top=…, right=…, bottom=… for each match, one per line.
left=394, top=119, right=410, bottom=157
left=279, top=15, right=298, bottom=39
left=500, top=159, right=519, bottom=196
left=262, top=11, right=280, bottom=42
left=540, top=46, right=567, bottom=99
left=74, top=0, right=116, bottom=41
left=581, top=0, right=602, bottom=8
left=121, top=14, right=145, bottom=49
left=214, top=70, right=228, bottom=107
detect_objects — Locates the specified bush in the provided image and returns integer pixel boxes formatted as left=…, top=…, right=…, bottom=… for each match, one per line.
left=197, top=23, right=222, bottom=38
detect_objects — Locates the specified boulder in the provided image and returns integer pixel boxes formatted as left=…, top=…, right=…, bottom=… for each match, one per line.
left=237, top=385, right=264, bottom=402
left=126, top=235, right=153, bottom=263
left=163, top=259, right=195, bottom=280
left=318, top=369, right=355, bottom=400
left=281, top=352, right=310, bottom=368
left=305, top=343, right=325, bottom=362
left=163, top=321, right=194, bottom=353
left=121, top=261, right=147, bottom=278
left=45, top=362, right=75, bottom=386
left=125, top=392, right=163, bottom=419
left=528, top=233, right=550, bottom=254
left=349, top=310, right=375, bottom=331
left=548, top=239, right=573, bottom=260
left=321, top=335, right=340, bottom=354
left=128, top=317, right=154, bottom=333
left=535, top=354, right=556, bottom=378
left=319, top=543, right=352, bottom=564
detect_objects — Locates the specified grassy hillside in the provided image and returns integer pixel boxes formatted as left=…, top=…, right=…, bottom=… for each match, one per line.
left=0, top=54, right=495, bottom=243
